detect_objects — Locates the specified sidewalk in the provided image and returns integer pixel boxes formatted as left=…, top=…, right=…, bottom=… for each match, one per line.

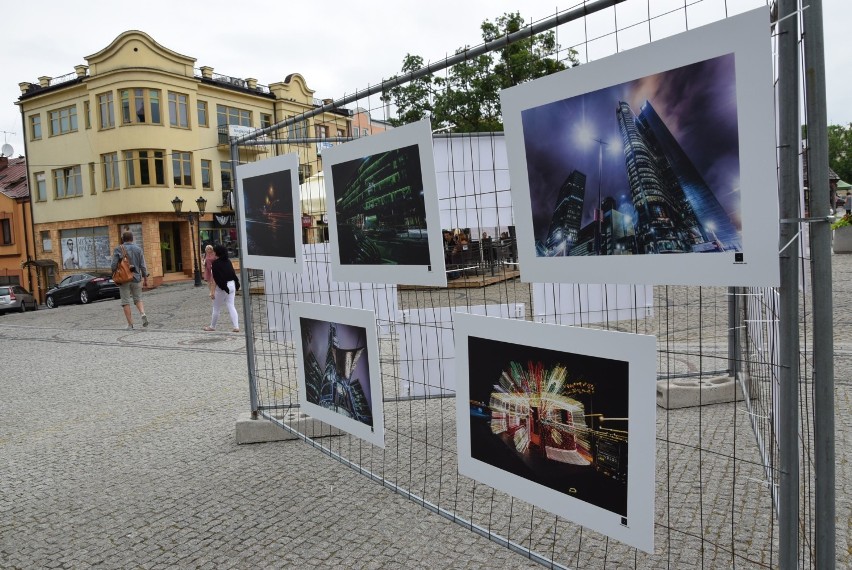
left=1, top=254, right=848, bottom=568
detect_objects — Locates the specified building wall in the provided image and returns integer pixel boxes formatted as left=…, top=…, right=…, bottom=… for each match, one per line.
left=0, top=193, right=33, bottom=290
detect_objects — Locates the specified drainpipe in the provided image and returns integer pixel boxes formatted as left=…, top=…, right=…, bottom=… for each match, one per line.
left=18, top=102, right=39, bottom=303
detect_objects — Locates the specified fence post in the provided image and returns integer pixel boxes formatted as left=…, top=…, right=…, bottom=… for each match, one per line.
left=802, top=0, right=836, bottom=567
left=231, top=139, right=260, bottom=419
left=777, top=0, right=801, bottom=567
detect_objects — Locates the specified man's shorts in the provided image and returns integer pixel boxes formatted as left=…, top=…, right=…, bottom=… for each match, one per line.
left=119, top=281, right=143, bottom=306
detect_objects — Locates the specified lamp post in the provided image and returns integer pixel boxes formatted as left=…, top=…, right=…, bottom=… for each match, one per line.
left=171, top=196, right=207, bottom=287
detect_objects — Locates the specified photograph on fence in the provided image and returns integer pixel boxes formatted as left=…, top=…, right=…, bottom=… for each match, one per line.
left=454, top=313, right=656, bottom=552
left=236, top=153, right=303, bottom=273
left=291, top=302, right=385, bottom=448
left=322, top=118, right=447, bottom=286
left=501, top=7, right=777, bottom=286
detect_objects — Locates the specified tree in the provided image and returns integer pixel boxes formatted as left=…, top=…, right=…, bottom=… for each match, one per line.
left=381, top=12, right=578, bottom=132
left=827, top=123, right=852, bottom=183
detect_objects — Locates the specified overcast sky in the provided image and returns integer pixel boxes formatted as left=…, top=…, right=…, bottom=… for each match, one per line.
left=2, top=0, right=849, bottom=159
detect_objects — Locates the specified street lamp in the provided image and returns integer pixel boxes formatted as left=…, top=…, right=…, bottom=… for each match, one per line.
left=171, top=195, right=208, bottom=287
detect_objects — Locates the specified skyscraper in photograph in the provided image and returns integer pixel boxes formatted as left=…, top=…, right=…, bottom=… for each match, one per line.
left=543, top=170, right=587, bottom=255
left=616, top=101, right=693, bottom=254
left=600, top=197, right=637, bottom=255
left=635, top=101, right=741, bottom=251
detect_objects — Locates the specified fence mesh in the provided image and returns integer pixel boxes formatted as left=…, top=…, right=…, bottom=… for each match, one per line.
left=232, top=1, right=831, bottom=567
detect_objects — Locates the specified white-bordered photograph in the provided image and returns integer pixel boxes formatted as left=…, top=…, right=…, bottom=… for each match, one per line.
left=322, top=118, right=447, bottom=286
left=236, top=152, right=303, bottom=273
left=454, top=313, right=656, bottom=552
left=291, top=301, right=385, bottom=448
left=501, top=7, right=778, bottom=286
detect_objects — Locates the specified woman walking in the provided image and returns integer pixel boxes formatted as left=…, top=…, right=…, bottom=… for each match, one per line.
left=204, top=244, right=240, bottom=333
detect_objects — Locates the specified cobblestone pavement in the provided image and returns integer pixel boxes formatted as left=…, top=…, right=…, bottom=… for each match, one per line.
left=1, top=248, right=848, bottom=568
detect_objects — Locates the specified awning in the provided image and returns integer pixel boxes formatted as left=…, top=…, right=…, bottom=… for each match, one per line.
left=21, top=259, right=58, bottom=269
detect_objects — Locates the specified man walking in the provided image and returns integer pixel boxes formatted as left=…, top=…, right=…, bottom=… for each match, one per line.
left=111, top=231, right=149, bottom=330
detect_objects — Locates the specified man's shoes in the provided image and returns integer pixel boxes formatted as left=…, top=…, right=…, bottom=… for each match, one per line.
left=203, top=326, right=215, bottom=331
left=142, top=314, right=149, bottom=327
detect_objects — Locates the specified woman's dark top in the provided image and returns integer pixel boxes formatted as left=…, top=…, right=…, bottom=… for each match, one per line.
left=211, top=257, right=239, bottom=292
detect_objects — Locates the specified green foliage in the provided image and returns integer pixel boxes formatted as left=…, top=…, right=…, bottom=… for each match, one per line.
left=832, top=213, right=852, bottom=230
left=381, top=12, right=578, bottom=132
left=827, top=124, right=852, bottom=183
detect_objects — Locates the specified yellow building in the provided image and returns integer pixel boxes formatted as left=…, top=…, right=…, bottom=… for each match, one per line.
left=17, top=30, right=350, bottom=298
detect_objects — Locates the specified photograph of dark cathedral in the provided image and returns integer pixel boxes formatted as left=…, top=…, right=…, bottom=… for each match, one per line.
left=242, top=169, right=296, bottom=259
left=467, top=335, right=629, bottom=517
left=330, top=144, right=431, bottom=266
left=521, top=53, right=742, bottom=257
left=299, top=317, right=374, bottom=428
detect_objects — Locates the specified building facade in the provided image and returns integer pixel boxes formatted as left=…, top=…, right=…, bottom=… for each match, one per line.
left=17, top=30, right=350, bottom=299
left=0, top=156, right=38, bottom=292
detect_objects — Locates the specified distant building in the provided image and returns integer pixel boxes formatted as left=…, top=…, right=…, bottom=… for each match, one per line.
left=0, top=156, right=39, bottom=294
left=543, top=170, right=586, bottom=256
left=17, top=30, right=350, bottom=294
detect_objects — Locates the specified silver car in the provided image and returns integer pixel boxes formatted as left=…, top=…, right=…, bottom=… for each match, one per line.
left=0, top=285, right=39, bottom=314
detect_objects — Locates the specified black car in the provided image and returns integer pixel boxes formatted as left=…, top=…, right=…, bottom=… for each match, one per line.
left=45, top=273, right=121, bottom=308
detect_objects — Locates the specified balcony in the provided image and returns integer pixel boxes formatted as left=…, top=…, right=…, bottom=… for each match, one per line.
left=217, top=125, right=269, bottom=154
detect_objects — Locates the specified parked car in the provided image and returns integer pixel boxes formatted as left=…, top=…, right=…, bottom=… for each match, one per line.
left=45, top=273, right=121, bottom=308
left=0, top=285, right=39, bottom=314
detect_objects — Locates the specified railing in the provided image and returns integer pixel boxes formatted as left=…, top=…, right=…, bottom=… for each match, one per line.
left=198, top=70, right=271, bottom=94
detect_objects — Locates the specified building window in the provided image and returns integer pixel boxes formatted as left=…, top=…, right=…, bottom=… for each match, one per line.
left=362, top=128, right=369, bottom=136
left=201, top=159, right=212, bottom=189
left=315, top=125, right=328, bottom=138
left=216, top=104, right=251, bottom=127
left=287, top=117, right=309, bottom=142
left=48, top=105, right=78, bottom=136
left=197, top=100, right=209, bottom=127
left=35, top=172, right=47, bottom=201
left=89, top=162, right=96, bottom=194
left=41, top=230, right=52, bottom=252
left=0, top=219, right=11, bottom=245
left=98, top=92, right=115, bottom=129
left=169, top=92, right=190, bottom=128
left=261, top=113, right=272, bottom=129
left=172, top=151, right=193, bottom=187
left=336, top=128, right=345, bottom=137
left=60, top=226, right=111, bottom=270
left=124, top=150, right=165, bottom=187
left=30, top=115, right=42, bottom=140
left=102, top=153, right=120, bottom=190
left=353, top=127, right=359, bottom=137
left=83, top=100, right=92, bottom=129
left=220, top=161, right=233, bottom=190
left=53, top=166, right=83, bottom=198
left=120, top=88, right=161, bottom=125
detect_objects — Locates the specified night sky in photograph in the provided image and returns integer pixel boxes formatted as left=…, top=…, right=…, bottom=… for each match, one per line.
left=242, top=170, right=296, bottom=258
left=521, top=53, right=740, bottom=242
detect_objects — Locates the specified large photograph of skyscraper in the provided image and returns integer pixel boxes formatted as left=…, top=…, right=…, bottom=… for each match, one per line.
left=236, top=153, right=303, bottom=273
left=501, top=8, right=779, bottom=286
left=454, top=313, right=656, bottom=552
left=291, top=302, right=385, bottom=448
left=322, top=119, right=447, bottom=287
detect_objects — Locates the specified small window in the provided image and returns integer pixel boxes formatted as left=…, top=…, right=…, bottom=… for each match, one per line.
left=261, top=113, right=272, bottom=129
left=216, top=104, right=251, bottom=127
left=53, top=166, right=83, bottom=198
left=30, top=115, right=42, bottom=140
left=197, top=100, right=209, bottom=127
left=172, top=151, right=193, bottom=187
left=169, top=92, right=190, bottom=128
left=48, top=105, right=78, bottom=136
left=84, top=100, right=92, bottom=129
left=353, top=127, right=359, bottom=137
left=98, top=92, right=115, bottom=129
left=89, top=162, right=96, bottom=194
left=41, top=230, right=52, bottom=252
left=102, top=153, right=120, bottom=190
left=201, top=159, right=212, bottom=190
left=35, top=172, right=47, bottom=201
left=0, top=219, right=12, bottom=245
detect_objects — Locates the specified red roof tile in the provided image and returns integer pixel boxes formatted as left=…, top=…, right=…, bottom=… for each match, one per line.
left=0, top=157, right=29, bottom=200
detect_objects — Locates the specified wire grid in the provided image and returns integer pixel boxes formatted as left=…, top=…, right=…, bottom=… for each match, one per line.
left=232, top=0, right=820, bottom=567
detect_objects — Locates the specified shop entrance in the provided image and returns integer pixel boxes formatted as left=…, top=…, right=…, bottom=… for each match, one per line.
left=159, top=222, right=184, bottom=274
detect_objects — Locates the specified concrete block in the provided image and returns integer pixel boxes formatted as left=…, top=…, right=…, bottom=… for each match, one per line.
left=235, top=410, right=342, bottom=444
left=656, top=374, right=745, bottom=409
